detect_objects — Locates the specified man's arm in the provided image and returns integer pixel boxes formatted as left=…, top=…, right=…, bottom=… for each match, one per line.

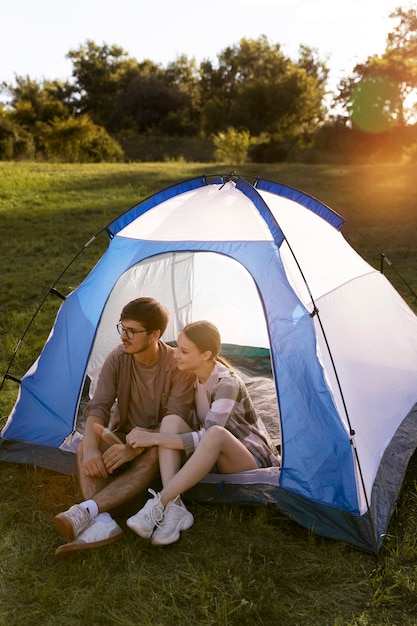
left=83, top=349, right=119, bottom=425
left=81, top=415, right=109, bottom=478
left=164, top=366, right=195, bottom=423
left=82, top=415, right=144, bottom=476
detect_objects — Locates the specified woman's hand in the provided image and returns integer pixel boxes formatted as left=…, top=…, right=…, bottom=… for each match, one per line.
left=126, top=427, right=156, bottom=449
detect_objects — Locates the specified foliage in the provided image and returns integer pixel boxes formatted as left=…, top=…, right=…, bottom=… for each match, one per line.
left=384, top=4, right=417, bottom=121
left=4, top=8, right=417, bottom=163
left=119, top=134, right=214, bottom=162
left=212, top=127, right=251, bottom=163
left=0, top=35, right=330, bottom=158
left=6, top=75, right=74, bottom=129
left=348, top=76, right=402, bottom=133
left=163, top=54, right=202, bottom=135
left=200, top=37, right=327, bottom=142
left=1, top=162, right=417, bottom=625
left=67, top=40, right=142, bottom=127
left=0, top=111, right=35, bottom=160
left=67, top=42, right=199, bottom=137
left=111, top=74, right=193, bottom=135
left=335, top=6, right=417, bottom=128
left=39, top=115, right=124, bottom=162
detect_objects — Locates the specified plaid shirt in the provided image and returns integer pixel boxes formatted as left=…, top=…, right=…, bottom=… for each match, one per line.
left=181, top=362, right=280, bottom=468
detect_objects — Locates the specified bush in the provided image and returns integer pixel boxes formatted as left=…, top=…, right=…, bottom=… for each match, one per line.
left=212, top=127, right=251, bottom=164
left=40, top=115, right=124, bottom=162
left=0, top=116, right=35, bottom=160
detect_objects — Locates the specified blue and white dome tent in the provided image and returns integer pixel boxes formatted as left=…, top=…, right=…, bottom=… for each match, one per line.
left=2, top=173, right=417, bottom=554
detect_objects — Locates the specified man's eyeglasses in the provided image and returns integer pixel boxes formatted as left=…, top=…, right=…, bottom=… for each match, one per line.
left=116, top=323, right=148, bottom=340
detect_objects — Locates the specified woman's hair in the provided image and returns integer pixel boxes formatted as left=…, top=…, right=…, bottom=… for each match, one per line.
left=120, top=297, right=169, bottom=335
left=181, top=320, right=230, bottom=367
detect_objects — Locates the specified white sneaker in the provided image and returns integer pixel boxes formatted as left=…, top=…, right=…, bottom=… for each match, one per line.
left=54, top=519, right=123, bottom=559
left=126, top=489, right=164, bottom=539
left=151, top=498, right=194, bottom=546
left=53, top=504, right=93, bottom=542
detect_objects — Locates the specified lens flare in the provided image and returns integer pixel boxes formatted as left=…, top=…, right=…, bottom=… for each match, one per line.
left=349, top=76, right=400, bottom=133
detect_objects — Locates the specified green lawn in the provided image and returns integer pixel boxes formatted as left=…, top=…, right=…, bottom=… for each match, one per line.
left=1, top=161, right=417, bottom=626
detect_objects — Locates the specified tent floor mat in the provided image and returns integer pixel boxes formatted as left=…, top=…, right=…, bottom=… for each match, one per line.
left=0, top=438, right=76, bottom=475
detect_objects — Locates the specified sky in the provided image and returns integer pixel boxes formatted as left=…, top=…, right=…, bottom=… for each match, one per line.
left=0, top=0, right=408, bottom=94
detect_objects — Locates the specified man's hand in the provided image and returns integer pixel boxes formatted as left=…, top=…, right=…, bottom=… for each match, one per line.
left=102, top=443, right=138, bottom=474
left=82, top=447, right=109, bottom=479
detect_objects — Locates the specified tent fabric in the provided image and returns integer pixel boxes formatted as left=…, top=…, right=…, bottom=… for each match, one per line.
left=2, top=173, right=417, bottom=554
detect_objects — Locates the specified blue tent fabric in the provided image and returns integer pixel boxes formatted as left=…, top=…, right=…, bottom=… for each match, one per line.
left=254, top=177, right=345, bottom=230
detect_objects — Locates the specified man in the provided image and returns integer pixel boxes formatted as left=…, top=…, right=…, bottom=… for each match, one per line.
left=53, top=297, right=194, bottom=559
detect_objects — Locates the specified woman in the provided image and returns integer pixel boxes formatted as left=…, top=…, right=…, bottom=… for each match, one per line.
left=126, top=320, right=280, bottom=546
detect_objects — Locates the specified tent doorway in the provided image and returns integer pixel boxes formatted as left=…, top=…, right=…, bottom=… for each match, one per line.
left=82, top=250, right=281, bottom=448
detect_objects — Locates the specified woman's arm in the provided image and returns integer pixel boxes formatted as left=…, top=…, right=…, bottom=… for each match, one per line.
left=204, top=375, right=241, bottom=429
left=126, top=428, right=186, bottom=451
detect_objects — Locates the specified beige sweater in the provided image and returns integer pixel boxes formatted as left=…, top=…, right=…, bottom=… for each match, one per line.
left=84, top=342, right=194, bottom=431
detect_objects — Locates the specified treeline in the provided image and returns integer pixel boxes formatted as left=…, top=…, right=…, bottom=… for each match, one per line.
left=1, top=6, right=417, bottom=164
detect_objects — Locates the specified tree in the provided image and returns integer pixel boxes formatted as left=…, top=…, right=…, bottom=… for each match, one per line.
left=384, top=5, right=417, bottom=122
left=111, top=74, right=192, bottom=135
left=0, top=106, right=35, bottom=159
left=336, top=6, right=417, bottom=129
left=67, top=40, right=142, bottom=127
left=2, top=75, right=75, bottom=154
left=163, top=55, right=201, bottom=134
left=6, top=75, right=73, bottom=129
left=199, top=37, right=328, bottom=143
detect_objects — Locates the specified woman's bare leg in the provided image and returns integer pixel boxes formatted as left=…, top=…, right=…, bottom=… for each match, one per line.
left=158, top=414, right=192, bottom=488
left=159, top=425, right=257, bottom=507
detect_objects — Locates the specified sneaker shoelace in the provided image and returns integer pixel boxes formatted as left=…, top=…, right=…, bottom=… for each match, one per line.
left=148, top=497, right=164, bottom=528
left=68, top=506, right=90, bottom=528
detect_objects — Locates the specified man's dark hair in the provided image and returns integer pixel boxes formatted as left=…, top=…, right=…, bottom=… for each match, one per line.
left=120, top=297, right=169, bottom=336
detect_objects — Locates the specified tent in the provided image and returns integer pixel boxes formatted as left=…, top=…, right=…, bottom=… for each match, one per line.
left=2, top=173, right=417, bottom=554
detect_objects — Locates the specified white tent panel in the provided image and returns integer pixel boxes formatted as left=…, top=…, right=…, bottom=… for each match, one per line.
left=191, top=252, right=269, bottom=347
left=260, top=190, right=375, bottom=302
left=117, top=183, right=274, bottom=242
left=314, top=271, right=417, bottom=510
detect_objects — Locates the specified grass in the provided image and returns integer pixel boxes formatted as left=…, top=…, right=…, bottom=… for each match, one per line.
left=1, top=161, right=417, bottom=625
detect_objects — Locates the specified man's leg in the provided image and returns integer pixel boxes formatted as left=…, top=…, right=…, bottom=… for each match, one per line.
left=80, top=445, right=159, bottom=513
left=53, top=445, right=159, bottom=559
